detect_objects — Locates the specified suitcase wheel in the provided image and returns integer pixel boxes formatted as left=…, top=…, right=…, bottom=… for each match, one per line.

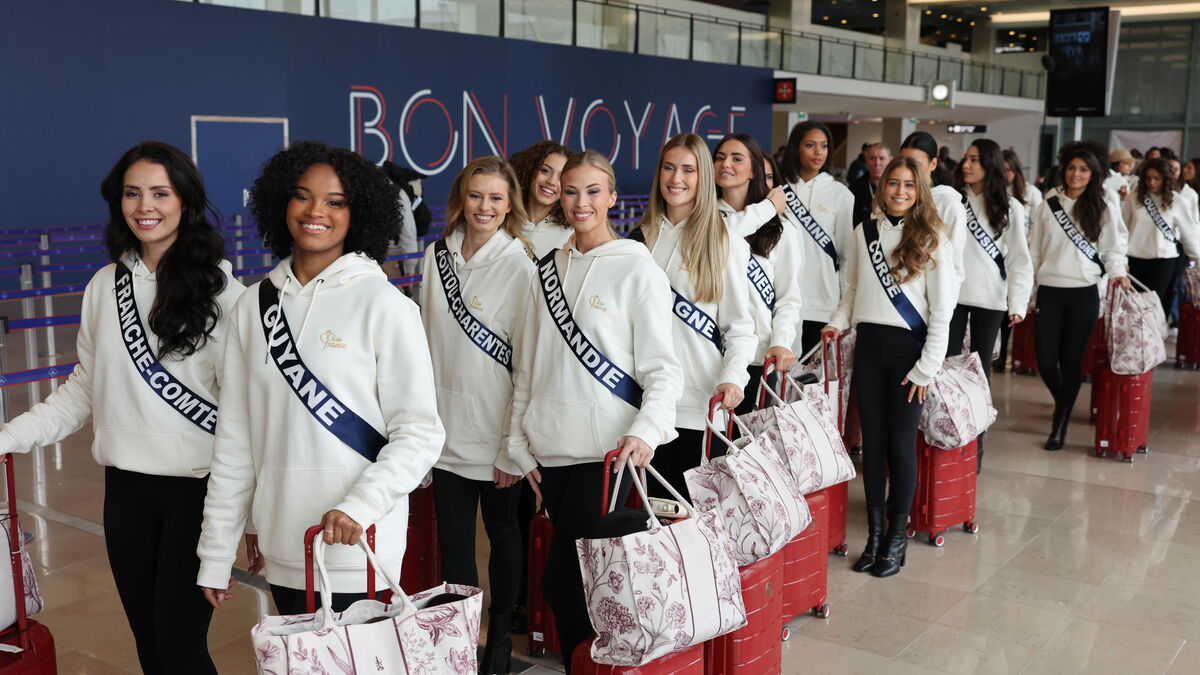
left=1122, top=454, right=1134, bottom=463
left=905, top=528, right=916, bottom=539
left=930, top=533, right=945, bottom=547
left=530, top=646, right=546, bottom=658
left=834, top=543, right=849, bottom=556
left=963, top=521, right=979, bottom=535
left=1095, top=450, right=1106, bottom=458
left=850, top=445, right=862, bottom=457
left=1137, top=445, right=1148, bottom=454
left=781, top=626, right=791, bottom=641
left=812, top=604, right=831, bottom=619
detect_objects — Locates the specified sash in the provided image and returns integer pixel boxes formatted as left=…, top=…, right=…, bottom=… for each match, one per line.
left=861, top=219, right=928, bottom=340
left=1142, top=194, right=1179, bottom=247
left=962, top=196, right=1007, bottom=280
left=671, top=288, right=725, bottom=354
left=746, top=255, right=775, bottom=311
left=780, top=183, right=839, bottom=271
left=1047, top=197, right=1106, bottom=275
left=258, top=282, right=387, bottom=462
left=114, top=263, right=218, bottom=434
left=434, top=240, right=512, bottom=372
left=536, top=251, right=643, bottom=408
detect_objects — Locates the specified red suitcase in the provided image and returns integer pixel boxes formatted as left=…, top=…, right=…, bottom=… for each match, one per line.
left=1088, top=326, right=1110, bottom=423
left=780, top=490, right=830, bottom=629
left=820, top=482, right=849, bottom=557
left=704, top=554, right=783, bottom=675
left=1094, top=367, right=1152, bottom=462
left=571, top=638, right=705, bottom=674
left=1011, top=313, right=1038, bottom=375
left=1177, top=302, right=1200, bottom=370
left=906, top=434, right=979, bottom=547
left=399, top=486, right=441, bottom=593
left=526, top=509, right=560, bottom=658
left=0, top=455, right=56, bottom=674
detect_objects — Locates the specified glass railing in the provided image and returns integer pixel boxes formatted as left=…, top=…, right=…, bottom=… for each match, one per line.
left=188, top=0, right=1044, bottom=98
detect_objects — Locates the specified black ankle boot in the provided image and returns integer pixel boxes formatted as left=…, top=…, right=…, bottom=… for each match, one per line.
left=479, top=609, right=513, bottom=674
left=852, top=506, right=887, bottom=573
left=870, top=514, right=908, bottom=578
left=1044, top=404, right=1070, bottom=451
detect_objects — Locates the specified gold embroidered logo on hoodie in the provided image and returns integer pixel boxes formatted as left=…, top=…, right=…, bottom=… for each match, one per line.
left=589, top=295, right=608, bottom=312
left=469, top=296, right=484, bottom=311
left=320, top=330, right=346, bottom=350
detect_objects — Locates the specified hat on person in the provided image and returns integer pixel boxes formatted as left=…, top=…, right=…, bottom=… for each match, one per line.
left=1109, top=149, right=1135, bottom=163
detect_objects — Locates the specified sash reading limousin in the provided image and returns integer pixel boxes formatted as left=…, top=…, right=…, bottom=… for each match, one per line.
left=1047, top=196, right=1106, bottom=276
left=434, top=240, right=513, bottom=372
left=258, top=282, right=387, bottom=462
left=114, top=263, right=218, bottom=434
left=746, top=255, right=776, bottom=311
left=536, top=251, right=643, bottom=408
left=781, top=183, right=839, bottom=271
left=861, top=219, right=928, bottom=341
left=1143, top=194, right=1181, bottom=251
left=962, top=196, right=1007, bottom=280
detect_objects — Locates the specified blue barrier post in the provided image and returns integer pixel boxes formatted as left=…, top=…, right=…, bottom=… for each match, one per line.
left=17, top=265, right=40, bottom=409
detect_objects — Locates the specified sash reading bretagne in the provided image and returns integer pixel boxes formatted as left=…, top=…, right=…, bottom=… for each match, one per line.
left=536, top=251, right=642, bottom=408
left=434, top=240, right=512, bottom=372
left=258, top=282, right=387, bottom=462
left=961, top=196, right=1007, bottom=280
left=1142, top=194, right=1181, bottom=252
left=114, top=263, right=218, bottom=434
left=746, top=255, right=775, bottom=311
left=780, top=183, right=839, bottom=271
left=861, top=219, right=928, bottom=341
left=1047, top=196, right=1106, bottom=275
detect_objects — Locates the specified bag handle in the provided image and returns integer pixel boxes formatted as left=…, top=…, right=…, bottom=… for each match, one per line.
left=304, top=526, right=411, bottom=630
left=703, top=394, right=734, bottom=461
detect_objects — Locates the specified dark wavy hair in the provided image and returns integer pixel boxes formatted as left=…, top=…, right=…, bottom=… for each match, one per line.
left=509, top=140, right=573, bottom=228
left=1060, top=148, right=1107, bottom=242
left=959, top=139, right=1011, bottom=235
left=1186, top=158, right=1200, bottom=193
left=871, top=156, right=944, bottom=284
left=781, top=121, right=833, bottom=184
left=714, top=133, right=782, bottom=257
left=250, top=141, right=399, bottom=263
left=100, top=141, right=227, bottom=360
left=1002, top=148, right=1031, bottom=207
left=1135, top=157, right=1175, bottom=209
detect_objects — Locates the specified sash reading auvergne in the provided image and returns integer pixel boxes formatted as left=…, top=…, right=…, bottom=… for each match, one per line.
left=537, top=250, right=643, bottom=408
left=258, top=282, right=387, bottom=462
left=746, top=255, right=776, bottom=311
left=780, top=183, right=839, bottom=271
left=861, top=219, right=928, bottom=341
left=434, top=240, right=513, bottom=372
left=114, top=263, right=218, bottom=434
left=1047, top=196, right=1106, bottom=276
left=1142, top=194, right=1180, bottom=249
left=961, top=196, right=1007, bottom=280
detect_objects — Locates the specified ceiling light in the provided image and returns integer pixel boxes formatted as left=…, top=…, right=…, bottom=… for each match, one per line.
left=980, top=6, right=988, bottom=10
left=1008, top=30, right=1015, bottom=35
left=925, top=9, right=932, bottom=14
left=822, top=15, right=830, bottom=20
left=841, top=18, right=848, bottom=23
left=969, top=20, right=975, bottom=25
left=872, top=12, right=879, bottom=18
left=940, top=13, right=948, bottom=18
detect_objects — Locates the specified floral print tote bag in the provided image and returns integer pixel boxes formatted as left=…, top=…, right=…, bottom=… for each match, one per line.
left=1107, top=279, right=1167, bottom=375
left=918, top=352, right=998, bottom=450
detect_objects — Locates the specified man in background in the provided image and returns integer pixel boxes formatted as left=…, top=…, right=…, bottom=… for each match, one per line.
left=849, top=142, right=891, bottom=226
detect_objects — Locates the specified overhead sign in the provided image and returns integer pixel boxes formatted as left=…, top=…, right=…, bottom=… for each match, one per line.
left=774, top=78, right=797, bottom=103
left=947, top=124, right=987, bottom=133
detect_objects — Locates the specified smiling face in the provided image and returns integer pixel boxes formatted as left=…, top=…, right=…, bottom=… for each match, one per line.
left=960, top=146, right=985, bottom=187
left=1063, top=157, right=1092, bottom=196
left=463, top=172, right=512, bottom=236
left=882, top=166, right=918, bottom=217
left=121, top=159, right=184, bottom=257
left=529, top=152, right=568, bottom=211
left=713, top=139, right=753, bottom=190
left=561, top=164, right=616, bottom=237
left=286, top=163, right=351, bottom=259
left=796, top=129, right=829, bottom=176
left=659, top=146, right=699, bottom=214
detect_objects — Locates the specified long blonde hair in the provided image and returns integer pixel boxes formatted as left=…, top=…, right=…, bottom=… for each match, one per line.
left=445, top=156, right=532, bottom=254
left=635, top=133, right=728, bottom=304
left=871, top=156, right=944, bottom=284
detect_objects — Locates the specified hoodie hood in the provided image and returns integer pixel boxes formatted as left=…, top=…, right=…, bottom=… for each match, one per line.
left=265, top=252, right=385, bottom=346
left=444, top=229, right=529, bottom=270
left=566, top=236, right=648, bottom=259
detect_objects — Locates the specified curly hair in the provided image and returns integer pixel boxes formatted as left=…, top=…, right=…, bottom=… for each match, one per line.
left=872, top=156, right=945, bottom=284
left=509, top=140, right=573, bottom=228
left=99, top=141, right=227, bottom=360
left=714, top=133, right=782, bottom=258
left=250, top=141, right=400, bottom=263
left=1135, top=158, right=1175, bottom=210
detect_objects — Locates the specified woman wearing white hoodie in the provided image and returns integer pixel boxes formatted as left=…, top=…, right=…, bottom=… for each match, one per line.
left=197, top=141, right=444, bottom=616
left=900, top=132, right=969, bottom=287
left=506, top=150, right=682, bottom=671
left=1122, top=157, right=1200, bottom=316
left=510, top=140, right=574, bottom=258
left=420, top=156, right=535, bottom=674
left=631, top=133, right=756, bottom=496
left=0, top=142, right=243, bottom=674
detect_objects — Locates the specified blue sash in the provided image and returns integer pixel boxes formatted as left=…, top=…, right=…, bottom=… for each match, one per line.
left=746, top=255, right=775, bottom=311
left=1142, top=194, right=1181, bottom=252
left=258, top=282, right=387, bottom=462
left=434, top=240, right=513, bottom=372
left=962, top=196, right=1007, bottom=280
left=781, top=183, right=839, bottom=271
left=1047, top=197, right=1106, bottom=275
left=671, top=288, right=725, bottom=354
left=861, top=219, right=928, bottom=341
left=114, top=263, right=218, bottom=434
left=536, top=251, right=643, bottom=408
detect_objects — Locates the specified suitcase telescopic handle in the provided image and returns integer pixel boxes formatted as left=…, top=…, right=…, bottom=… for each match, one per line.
left=600, top=447, right=626, bottom=515
left=759, top=356, right=783, bottom=409
left=704, top=394, right=733, bottom=460
left=304, top=523, right=378, bottom=614
left=2, top=455, right=29, bottom=649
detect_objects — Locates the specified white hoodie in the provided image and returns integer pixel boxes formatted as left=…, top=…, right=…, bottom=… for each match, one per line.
left=931, top=184, right=969, bottom=284
left=0, top=254, right=244, bottom=477
left=196, top=253, right=444, bottom=593
left=959, top=190, right=1035, bottom=317
left=505, top=238, right=682, bottom=474
left=1121, top=190, right=1200, bottom=261
left=1029, top=193, right=1129, bottom=289
left=646, top=215, right=757, bottom=429
left=718, top=199, right=805, bottom=363
left=788, top=173, right=854, bottom=324
left=522, top=217, right=573, bottom=259
left=420, top=229, right=534, bottom=480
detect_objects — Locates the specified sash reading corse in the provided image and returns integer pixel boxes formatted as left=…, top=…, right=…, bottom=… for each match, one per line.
left=1142, top=194, right=1182, bottom=252
left=780, top=183, right=839, bottom=271
left=114, top=263, right=219, bottom=434
left=434, top=240, right=513, bottom=372
left=258, top=282, right=387, bottom=462
left=1047, top=196, right=1106, bottom=276
left=536, top=251, right=643, bottom=408
left=961, top=196, right=1007, bottom=280
left=861, top=219, right=928, bottom=341
left=746, top=255, right=775, bottom=311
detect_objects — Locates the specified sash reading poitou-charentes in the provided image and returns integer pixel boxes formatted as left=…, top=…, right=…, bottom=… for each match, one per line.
left=860, top=219, right=928, bottom=341
left=1142, top=193, right=1183, bottom=254
left=961, top=195, right=1007, bottom=280
left=114, top=262, right=218, bottom=434
left=258, top=282, right=387, bottom=462
left=434, top=239, right=513, bottom=372
left=536, top=250, right=643, bottom=409
left=780, top=183, right=839, bottom=271
left=1047, top=196, right=1106, bottom=276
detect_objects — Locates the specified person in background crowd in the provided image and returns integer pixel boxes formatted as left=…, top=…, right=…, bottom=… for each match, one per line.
left=382, top=161, right=421, bottom=279
left=846, top=142, right=871, bottom=184
left=1146, top=147, right=1163, bottom=160
left=1164, top=153, right=1200, bottom=325
left=995, top=148, right=1041, bottom=373
left=1106, top=149, right=1136, bottom=200
left=1184, top=158, right=1200, bottom=195
left=823, top=156, right=956, bottom=579
left=1027, top=147, right=1129, bottom=451
left=850, top=143, right=892, bottom=226
left=1123, top=157, right=1200, bottom=321
left=197, top=141, right=444, bottom=618
left=900, top=132, right=968, bottom=284
left=1131, top=149, right=1144, bottom=161
left=935, top=146, right=958, bottom=186
left=764, top=153, right=781, bottom=189
left=509, top=140, right=574, bottom=258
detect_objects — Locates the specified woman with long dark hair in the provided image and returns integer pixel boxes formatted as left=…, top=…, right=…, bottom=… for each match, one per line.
left=900, top=132, right=968, bottom=284
left=509, top=140, right=574, bottom=257
left=0, top=141, right=243, bottom=673
left=1028, top=148, right=1129, bottom=451
left=995, top=148, right=1041, bottom=373
left=1184, top=158, right=1200, bottom=194
left=1122, top=158, right=1200, bottom=315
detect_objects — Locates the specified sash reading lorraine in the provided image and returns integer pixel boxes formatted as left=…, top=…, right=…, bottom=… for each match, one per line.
left=746, top=255, right=775, bottom=311
left=434, top=240, right=512, bottom=372
left=114, top=263, right=218, bottom=434
left=1142, top=194, right=1180, bottom=250
left=258, top=282, right=387, bottom=462
left=780, top=183, right=839, bottom=271
left=861, top=219, right=928, bottom=341
left=961, top=196, right=1007, bottom=280
left=536, top=251, right=643, bottom=409
left=1046, top=196, right=1106, bottom=276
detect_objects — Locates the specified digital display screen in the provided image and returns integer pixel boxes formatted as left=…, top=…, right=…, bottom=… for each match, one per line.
left=1046, top=7, right=1112, bottom=117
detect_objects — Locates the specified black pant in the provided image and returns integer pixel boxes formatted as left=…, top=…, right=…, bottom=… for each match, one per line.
left=947, top=304, right=1006, bottom=377
left=736, top=364, right=779, bottom=416
left=1129, top=256, right=1180, bottom=322
left=853, top=324, right=924, bottom=514
left=800, top=320, right=827, bottom=356
left=1034, top=285, right=1100, bottom=414
left=539, top=462, right=632, bottom=672
left=269, top=584, right=368, bottom=615
left=649, top=428, right=705, bottom=497
left=996, top=322, right=1012, bottom=370
left=103, top=467, right=216, bottom=675
left=431, top=468, right=522, bottom=617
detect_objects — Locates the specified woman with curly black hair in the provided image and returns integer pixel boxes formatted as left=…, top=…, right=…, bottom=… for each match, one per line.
left=0, top=141, right=244, bottom=674
left=197, top=141, right=445, bottom=617
left=510, top=140, right=574, bottom=257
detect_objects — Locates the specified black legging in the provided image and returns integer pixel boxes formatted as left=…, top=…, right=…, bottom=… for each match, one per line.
left=946, top=304, right=1006, bottom=377
left=649, top=428, right=705, bottom=497
left=996, top=322, right=1012, bottom=370
left=1129, top=256, right=1180, bottom=321
left=736, top=364, right=779, bottom=418
left=1034, top=285, right=1100, bottom=414
left=853, top=323, right=925, bottom=514
left=800, top=320, right=827, bottom=356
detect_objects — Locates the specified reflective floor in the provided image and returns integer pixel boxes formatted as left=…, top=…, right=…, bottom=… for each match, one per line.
left=6, top=334, right=1200, bottom=673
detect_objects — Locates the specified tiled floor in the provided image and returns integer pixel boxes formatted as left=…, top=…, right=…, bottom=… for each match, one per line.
left=4, top=325, right=1200, bottom=673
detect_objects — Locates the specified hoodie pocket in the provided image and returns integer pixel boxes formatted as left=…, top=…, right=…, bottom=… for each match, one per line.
left=436, top=387, right=489, bottom=454
left=95, top=427, right=202, bottom=478
left=253, top=466, right=354, bottom=566
left=523, top=396, right=602, bottom=458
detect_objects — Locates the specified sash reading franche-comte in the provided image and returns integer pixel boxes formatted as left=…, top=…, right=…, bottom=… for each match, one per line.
left=861, top=219, right=928, bottom=341
left=434, top=240, right=513, bottom=372
left=114, top=263, right=218, bottom=434
left=780, top=183, right=839, bottom=271
left=961, top=196, right=1007, bottom=280
left=258, top=282, right=387, bottom=462
left=1047, top=196, right=1106, bottom=276
left=746, top=255, right=775, bottom=311
left=1142, top=193, right=1180, bottom=249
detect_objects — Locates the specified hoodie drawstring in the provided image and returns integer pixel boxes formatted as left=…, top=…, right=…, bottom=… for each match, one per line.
left=296, top=278, right=324, bottom=344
